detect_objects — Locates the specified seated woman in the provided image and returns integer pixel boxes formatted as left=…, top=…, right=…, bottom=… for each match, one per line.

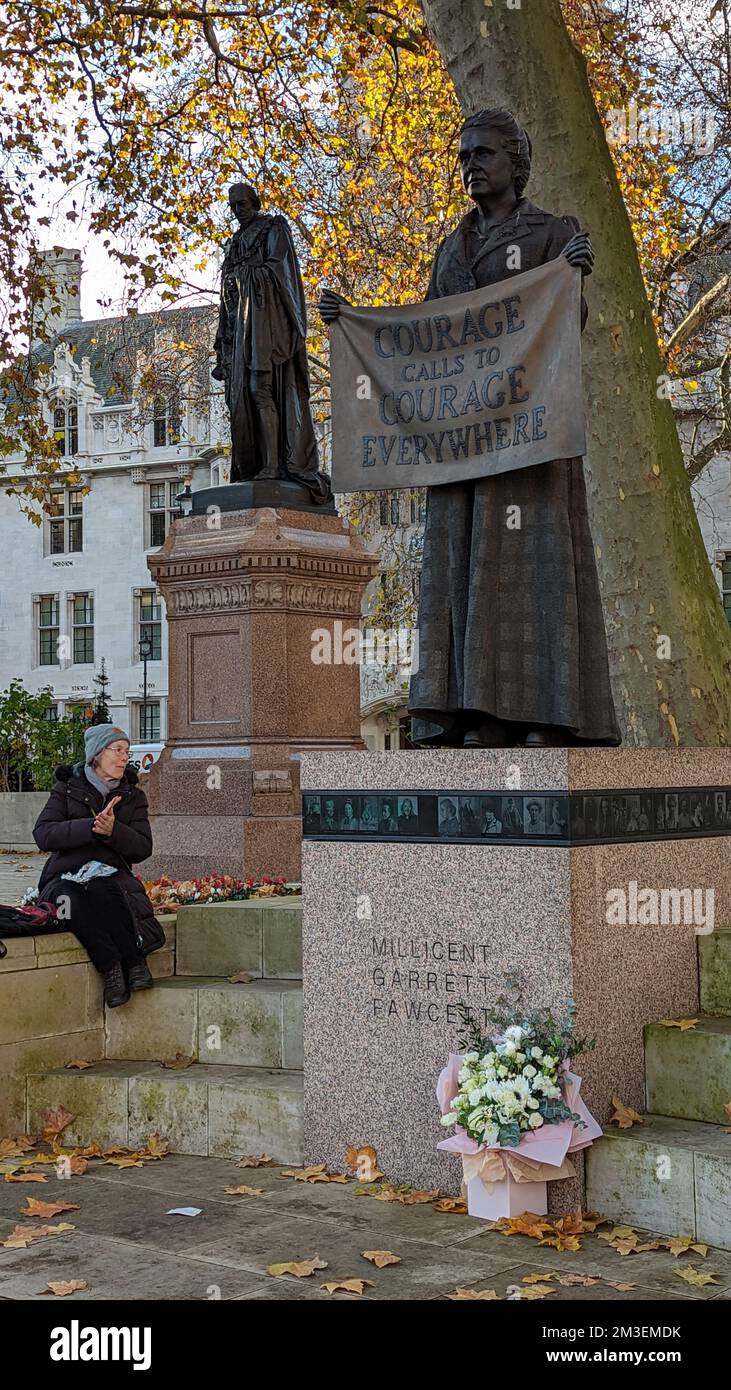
left=33, top=725, right=164, bottom=1008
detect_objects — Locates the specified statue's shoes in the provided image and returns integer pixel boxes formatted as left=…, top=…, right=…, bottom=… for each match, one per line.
left=463, top=722, right=508, bottom=748
left=523, top=727, right=566, bottom=747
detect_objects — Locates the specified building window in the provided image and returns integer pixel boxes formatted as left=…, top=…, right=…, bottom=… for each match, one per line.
left=148, top=480, right=180, bottom=548
left=720, top=554, right=731, bottom=624
left=379, top=495, right=389, bottom=527
left=52, top=403, right=78, bottom=456
left=66, top=700, right=93, bottom=721
left=138, top=590, right=162, bottom=661
left=152, top=395, right=181, bottom=448
left=138, top=699, right=161, bottom=742
left=72, top=593, right=94, bottom=664
left=48, top=488, right=83, bottom=554
left=38, top=595, right=60, bottom=666
left=390, top=494, right=400, bottom=525
left=42, top=702, right=59, bottom=721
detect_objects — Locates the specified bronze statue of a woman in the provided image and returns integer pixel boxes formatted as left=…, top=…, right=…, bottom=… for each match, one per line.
left=320, top=110, right=620, bottom=748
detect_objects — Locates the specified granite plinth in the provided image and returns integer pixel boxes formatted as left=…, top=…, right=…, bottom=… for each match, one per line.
left=299, top=748, right=729, bottom=1205
left=143, top=507, right=377, bottom=880
left=191, top=479, right=336, bottom=516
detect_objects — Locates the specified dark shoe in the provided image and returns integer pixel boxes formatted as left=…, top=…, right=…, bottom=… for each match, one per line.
left=103, top=961, right=130, bottom=1008
left=463, top=719, right=508, bottom=748
left=524, top=726, right=565, bottom=747
left=127, top=958, right=154, bottom=991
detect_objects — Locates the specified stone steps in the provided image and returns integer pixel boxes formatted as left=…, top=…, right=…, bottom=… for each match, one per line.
left=25, top=1060, right=303, bottom=1163
left=644, top=1015, right=731, bottom=1125
left=174, top=901, right=302, bottom=980
left=105, top=977, right=303, bottom=1071
left=698, top=926, right=731, bottom=1015
left=585, top=1114, right=731, bottom=1249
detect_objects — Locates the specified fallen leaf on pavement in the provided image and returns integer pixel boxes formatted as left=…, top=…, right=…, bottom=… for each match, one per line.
left=1, top=1222, right=74, bottom=1249
left=604, top=1280, right=637, bottom=1291
left=523, top=1272, right=556, bottom=1285
left=0, top=1139, right=30, bottom=1160
left=65, top=1061, right=93, bottom=1070
left=510, top=1284, right=556, bottom=1300
left=658, top=1018, right=699, bottom=1031
left=609, top=1097, right=644, bottom=1129
left=662, top=1237, right=708, bottom=1258
left=267, top=1257, right=328, bottom=1278
left=104, top=1157, right=144, bottom=1169
left=22, top=1198, right=80, bottom=1218
left=41, top=1280, right=88, bottom=1296
left=5, top=1172, right=47, bottom=1183
left=579, top=1210, right=609, bottom=1232
left=320, top=1279, right=374, bottom=1295
left=345, top=1144, right=383, bottom=1183
left=144, top=1134, right=170, bottom=1160
left=399, top=1189, right=441, bottom=1205
left=362, top=1250, right=400, bottom=1268
left=227, top=972, right=256, bottom=984
left=538, top=1233, right=582, bottom=1252
left=160, top=1053, right=195, bottom=1070
left=432, top=1197, right=467, bottom=1214
left=224, top=1185, right=264, bottom=1196
left=447, top=1287, right=499, bottom=1300
left=237, top=1154, right=272, bottom=1168
left=40, top=1107, right=76, bottom=1141
left=556, top=1274, right=600, bottom=1287
left=279, top=1164, right=346, bottom=1184
left=674, top=1266, right=718, bottom=1287
left=496, top=1212, right=554, bottom=1239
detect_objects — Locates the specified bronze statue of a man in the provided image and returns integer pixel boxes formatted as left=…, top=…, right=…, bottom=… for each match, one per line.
left=213, top=182, right=331, bottom=505
left=320, top=110, right=620, bottom=748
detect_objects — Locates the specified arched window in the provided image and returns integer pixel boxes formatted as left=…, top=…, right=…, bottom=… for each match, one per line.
left=52, top=402, right=78, bottom=456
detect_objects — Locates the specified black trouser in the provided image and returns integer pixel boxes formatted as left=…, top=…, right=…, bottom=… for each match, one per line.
left=47, top=878, right=143, bottom=973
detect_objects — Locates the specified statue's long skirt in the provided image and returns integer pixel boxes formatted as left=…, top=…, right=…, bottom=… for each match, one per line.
left=408, top=457, right=621, bottom=744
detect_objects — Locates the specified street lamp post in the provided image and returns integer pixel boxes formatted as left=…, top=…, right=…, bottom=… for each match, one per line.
left=139, top=635, right=153, bottom=742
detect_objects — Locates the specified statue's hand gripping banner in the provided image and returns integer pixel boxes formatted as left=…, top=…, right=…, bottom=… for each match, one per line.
left=330, top=255, right=586, bottom=491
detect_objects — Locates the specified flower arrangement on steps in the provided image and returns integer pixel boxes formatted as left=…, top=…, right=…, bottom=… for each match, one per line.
left=142, top=875, right=302, bottom=913
left=437, top=974, right=602, bottom=1219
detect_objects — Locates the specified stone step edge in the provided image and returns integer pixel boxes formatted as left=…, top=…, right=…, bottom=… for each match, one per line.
left=591, top=1115, right=731, bottom=1154
left=24, top=1061, right=304, bottom=1086
left=146, top=976, right=302, bottom=993
left=644, top=1014, right=731, bottom=1035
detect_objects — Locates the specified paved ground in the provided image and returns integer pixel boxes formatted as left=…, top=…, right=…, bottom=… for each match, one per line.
left=0, top=1153, right=729, bottom=1301
left=0, top=850, right=45, bottom=906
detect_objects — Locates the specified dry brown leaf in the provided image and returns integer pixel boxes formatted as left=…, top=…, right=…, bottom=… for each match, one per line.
left=500, top=1212, right=554, bottom=1239
left=609, top=1097, right=644, bottom=1129
left=658, top=1018, right=699, bottom=1031
left=556, top=1273, right=600, bottom=1287
left=78, top=1142, right=104, bottom=1158
left=398, top=1189, right=441, bottom=1205
left=513, top=1284, right=556, bottom=1299
left=144, top=1134, right=170, bottom=1160
left=598, top=1225, right=638, bottom=1243
left=674, top=1266, right=718, bottom=1287
left=604, top=1280, right=637, bottom=1291
left=432, top=1197, right=467, bottom=1214
left=42, top=1280, right=88, bottom=1296
left=99, top=1145, right=133, bottom=1157
left=237, top=1154, right=273, bottom=1168
left=67, top=1157, right=89, bottom=1176
left=662, top=1236, right=708, bottom=1258
left=320, top=1279, right=374, bottom=1295
left=160, top=1053, right=196, bottom=1070
left=447, top=1287, right=499, bottom=1300
left=65, top=1060, right=93, bottom=1070
left=22, top=1198, right=80, bottom=1218
left=345, top=1144, right=383, bottom=1183
left=553, top=1209, right=586, bottom=1237
left=104, top=1156, right=144, bottom=1169
left=538, top=1233, right=582, bottom=1252
left=267, top=1256, right=328, bottom=1278
left=362, top=1250, right=401, bottom=1268
left=523, top=1272, right=556, bottom=1285
left=40, top=1106, right=76, bottom=1141
left=0, top=1139, right=29, bottom=1160
left=227, top=972, right=256, bottom=984
left=579, top=1210, right=608, bottom=1232
left=5, top=1172, right=48, bottom=1183
left=223, top=1185, right=264, bottom=1196
left=2, top=1222, right=74, bottom=1248
left=280, top=1164, right=329, bottom=1183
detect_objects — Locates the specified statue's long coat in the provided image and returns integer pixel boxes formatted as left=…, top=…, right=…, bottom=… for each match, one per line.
left=214, top=212, right=330, bottom=503
left=409, top=198, right=620, bottom=744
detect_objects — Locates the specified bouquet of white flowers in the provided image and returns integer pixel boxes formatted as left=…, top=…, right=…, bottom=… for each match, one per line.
left=436, top=976, right=601, bottom=1218
left=440, top=1026, right=579, bottom=1150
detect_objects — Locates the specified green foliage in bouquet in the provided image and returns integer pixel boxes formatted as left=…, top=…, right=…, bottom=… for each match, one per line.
left=456, top=971, right=596, bottom=1063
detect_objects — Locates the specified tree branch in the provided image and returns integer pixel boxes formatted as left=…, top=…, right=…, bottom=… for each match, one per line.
left=686, top=347, right=731, bottom=483
left=664, top=273, right=730, bottom=356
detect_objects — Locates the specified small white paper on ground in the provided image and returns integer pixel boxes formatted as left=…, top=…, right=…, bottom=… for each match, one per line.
left=166, top=1207, right=202, bottom=1217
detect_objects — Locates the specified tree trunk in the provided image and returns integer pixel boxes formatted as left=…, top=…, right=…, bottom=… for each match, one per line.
left=420, top=0, right=731, bottom=745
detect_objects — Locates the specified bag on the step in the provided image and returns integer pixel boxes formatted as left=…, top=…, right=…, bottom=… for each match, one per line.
left=0, top=901, right=62, bottom=950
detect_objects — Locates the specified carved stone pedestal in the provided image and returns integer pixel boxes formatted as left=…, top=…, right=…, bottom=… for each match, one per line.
left=142, top=506, right=377, bottom=882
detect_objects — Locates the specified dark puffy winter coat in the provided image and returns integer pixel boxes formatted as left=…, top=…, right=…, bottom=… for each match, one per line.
left=33, top=763, right=164, bottom=955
